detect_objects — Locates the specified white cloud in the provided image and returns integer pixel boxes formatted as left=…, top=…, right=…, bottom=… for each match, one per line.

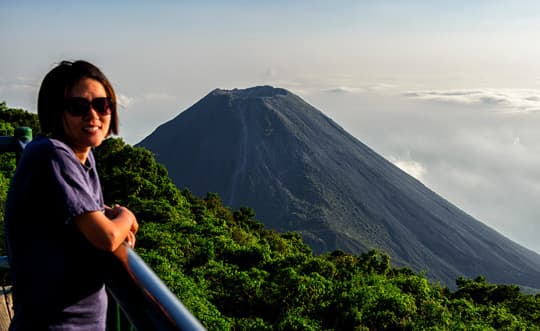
left=116, top=94, right=134, bottom=109
left=0, top=78, right=39, bottom=111
left=263, top=67, right=277, bottom=78
left=312, top=88, right=540, bottom=253
left=323, top=84, right=395, bottom=94
left=0, top=77, right=38, bottom=94
left=0, top=83, right=35, bottom=93
left=142, top=92, right=175, bottom=101
left=403, top=88, right=540, bottom=112
left=392, top=158, right=426, bottom=181
left=324, top=86, right=366, bottom=94
left=116, top=92, right=176, bottom=110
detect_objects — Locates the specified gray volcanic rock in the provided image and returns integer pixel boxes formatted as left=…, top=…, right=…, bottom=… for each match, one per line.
left=137, top=86, right=540, bottom=288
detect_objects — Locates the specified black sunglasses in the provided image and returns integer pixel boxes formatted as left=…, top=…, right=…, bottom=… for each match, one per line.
left=64, top=97, right=113, bottom=117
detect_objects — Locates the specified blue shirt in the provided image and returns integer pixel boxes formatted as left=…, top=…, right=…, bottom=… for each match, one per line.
left=5, top=136, right=108, bottom=330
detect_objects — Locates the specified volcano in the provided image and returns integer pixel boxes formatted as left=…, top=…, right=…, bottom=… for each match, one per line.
left=137, top=86, right=540, bottom=289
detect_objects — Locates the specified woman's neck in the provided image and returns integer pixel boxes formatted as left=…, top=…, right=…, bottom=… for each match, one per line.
left=69, top=144, right=91, bottom=164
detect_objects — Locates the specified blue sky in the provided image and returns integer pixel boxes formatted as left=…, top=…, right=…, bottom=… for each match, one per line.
left=2, top=1, right=540, bottom=254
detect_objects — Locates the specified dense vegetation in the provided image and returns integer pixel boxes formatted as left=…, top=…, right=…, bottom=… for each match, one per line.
left=1, top=102, right=539, bottom=330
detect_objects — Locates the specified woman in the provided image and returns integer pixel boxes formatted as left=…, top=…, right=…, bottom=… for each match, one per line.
left=5, top=60, right=138, bottom=330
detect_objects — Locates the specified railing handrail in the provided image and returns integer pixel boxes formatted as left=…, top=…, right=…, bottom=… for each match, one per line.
left=0, top=247, right=206, bottom=331
left=106, top=243, right=206, bottom=331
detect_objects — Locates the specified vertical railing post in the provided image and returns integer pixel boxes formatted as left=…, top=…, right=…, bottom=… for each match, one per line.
left=0, top=127, right=32, bottom=161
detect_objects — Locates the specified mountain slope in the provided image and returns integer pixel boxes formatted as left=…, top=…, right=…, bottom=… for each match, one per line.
left=137, top=86, right=540, bottom=288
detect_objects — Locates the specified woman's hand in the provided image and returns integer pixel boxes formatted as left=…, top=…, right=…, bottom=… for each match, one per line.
left=125, top=208, right=139, bottom=234
left=109, top=204, right=139, bottom=248
left=106, top=205, right=138, bottom=233
left=104, top=204, right=119, bottom=219
left=76, top=204, right=138, bottom=252
left=125, top=230, right=136, bottom=248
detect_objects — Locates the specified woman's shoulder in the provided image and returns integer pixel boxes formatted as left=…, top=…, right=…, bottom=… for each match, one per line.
left=23, top=135, right=73, bottom=162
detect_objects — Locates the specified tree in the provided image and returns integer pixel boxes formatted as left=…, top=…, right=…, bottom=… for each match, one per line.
left=2, top=102, right=539, bottom=330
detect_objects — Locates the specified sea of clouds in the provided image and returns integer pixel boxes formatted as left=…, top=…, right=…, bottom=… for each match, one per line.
left=304, top=86, right=540, bottom=254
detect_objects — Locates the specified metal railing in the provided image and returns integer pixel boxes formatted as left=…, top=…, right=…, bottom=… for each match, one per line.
left=105, top=243, right=206, bottom=330
left=0, top=246, right=206, bottom=331
left=0, top=128, right=206, bottom=330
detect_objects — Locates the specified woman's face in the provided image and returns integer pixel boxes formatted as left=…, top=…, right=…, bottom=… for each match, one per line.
left=63, top=78, right=111, bottom=161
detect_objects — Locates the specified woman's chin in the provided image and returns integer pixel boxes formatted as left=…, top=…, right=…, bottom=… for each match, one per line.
left=80, top=133, right=106, bottom=148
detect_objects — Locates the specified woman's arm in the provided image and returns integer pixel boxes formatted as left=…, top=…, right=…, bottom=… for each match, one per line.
left=74, top=205, right=138, bottom=252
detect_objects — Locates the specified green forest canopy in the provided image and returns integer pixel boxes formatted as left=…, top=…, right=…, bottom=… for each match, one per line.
left=1, top=101, right=539, bottom=330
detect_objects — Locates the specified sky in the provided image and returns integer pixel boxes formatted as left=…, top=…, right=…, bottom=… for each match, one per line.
left=2, top=0, right=540, bottom=254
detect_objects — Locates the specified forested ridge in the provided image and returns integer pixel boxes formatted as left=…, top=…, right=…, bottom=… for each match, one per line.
left=1, top=102, right=539, bottom=330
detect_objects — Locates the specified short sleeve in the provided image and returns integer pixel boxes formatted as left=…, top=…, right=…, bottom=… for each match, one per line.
left=48, top=145, right=104, bottom=224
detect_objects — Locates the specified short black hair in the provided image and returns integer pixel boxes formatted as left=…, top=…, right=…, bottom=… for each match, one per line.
left=37, top=60, right=119, bottom=137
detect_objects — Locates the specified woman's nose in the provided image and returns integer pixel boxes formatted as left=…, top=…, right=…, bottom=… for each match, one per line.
left=85, top=107, right=100, bottom=120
